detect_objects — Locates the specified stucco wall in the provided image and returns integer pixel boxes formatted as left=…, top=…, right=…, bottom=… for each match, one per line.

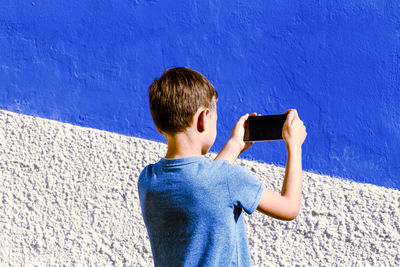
left=1, top=1, right=399, bottom=188
left=1, top=110, right=399, bottom=266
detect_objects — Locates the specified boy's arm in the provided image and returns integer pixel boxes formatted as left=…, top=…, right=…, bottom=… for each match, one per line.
left=214, top=113, right=255, bottom=164
left=257, top=109, right=307, bottom=220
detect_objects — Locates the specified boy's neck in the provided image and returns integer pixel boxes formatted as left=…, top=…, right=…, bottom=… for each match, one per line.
left=164, top=130, right=204, bottom=159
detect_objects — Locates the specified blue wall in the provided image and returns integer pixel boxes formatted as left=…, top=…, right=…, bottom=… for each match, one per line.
left=1, top=1, right=399, bottom=188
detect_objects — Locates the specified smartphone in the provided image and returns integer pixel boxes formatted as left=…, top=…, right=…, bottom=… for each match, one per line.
left=244, top=114, right=287, bottom=141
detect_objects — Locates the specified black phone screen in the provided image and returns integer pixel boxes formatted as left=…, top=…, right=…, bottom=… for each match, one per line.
left=244, top=114, right=287, bottom=141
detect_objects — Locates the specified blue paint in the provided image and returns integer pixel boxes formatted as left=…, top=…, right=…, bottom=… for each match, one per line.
left=1, top=1, right=399, bottom=188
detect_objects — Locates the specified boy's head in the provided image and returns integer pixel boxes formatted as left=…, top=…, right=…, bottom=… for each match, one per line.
left=149, top=67, right=218, bottom=134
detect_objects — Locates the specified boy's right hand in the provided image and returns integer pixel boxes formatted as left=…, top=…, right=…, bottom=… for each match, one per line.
left=282, top=109, right=307, bottom=149
left=257, top=109, right=306, bottom=221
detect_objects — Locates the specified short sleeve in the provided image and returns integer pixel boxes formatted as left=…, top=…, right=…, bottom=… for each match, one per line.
left=225, top=164, right=263, bottom=214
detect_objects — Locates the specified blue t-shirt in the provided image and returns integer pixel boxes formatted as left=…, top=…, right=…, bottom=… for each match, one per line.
left=138, top=156, right=263, bottom=267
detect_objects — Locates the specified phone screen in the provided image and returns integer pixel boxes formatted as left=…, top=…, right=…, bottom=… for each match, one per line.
left=244, top=114, right=287, bottom=141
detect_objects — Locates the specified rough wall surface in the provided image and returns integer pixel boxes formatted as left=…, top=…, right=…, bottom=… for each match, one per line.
left=1, top=110, right=399, bottom=266
left=1, top=1, right=399, bottom=188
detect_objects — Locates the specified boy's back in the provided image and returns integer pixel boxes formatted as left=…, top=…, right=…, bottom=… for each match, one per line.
left=138, top=156, right=263, bottom=266
left=139, top=67, right=307, bottom=266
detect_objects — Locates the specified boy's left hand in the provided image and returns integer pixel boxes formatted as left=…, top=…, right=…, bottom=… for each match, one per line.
left=215, top=113, right=257, bottom=164
left=229, top=113, right=257, bottom=154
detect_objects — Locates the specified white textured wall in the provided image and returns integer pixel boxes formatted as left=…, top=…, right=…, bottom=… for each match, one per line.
left=1, top=110, right=399, bottom=266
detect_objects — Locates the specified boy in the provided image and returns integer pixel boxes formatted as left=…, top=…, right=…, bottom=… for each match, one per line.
left=138, top=67, right=307, bottom=266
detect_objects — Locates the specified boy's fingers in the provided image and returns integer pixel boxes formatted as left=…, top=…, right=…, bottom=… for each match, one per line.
left=285, top=109, right=295, bottom=126
left=237, top=113, right=249, bottom=127
left=286, top=109, right=298, bottom=117
left=293, top=109, right=299, bottom=119
left=285, top=109, right=301, bottom=126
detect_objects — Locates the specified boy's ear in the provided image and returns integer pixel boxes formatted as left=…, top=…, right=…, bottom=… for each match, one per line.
left=197, top=109, right=209, bottom=133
